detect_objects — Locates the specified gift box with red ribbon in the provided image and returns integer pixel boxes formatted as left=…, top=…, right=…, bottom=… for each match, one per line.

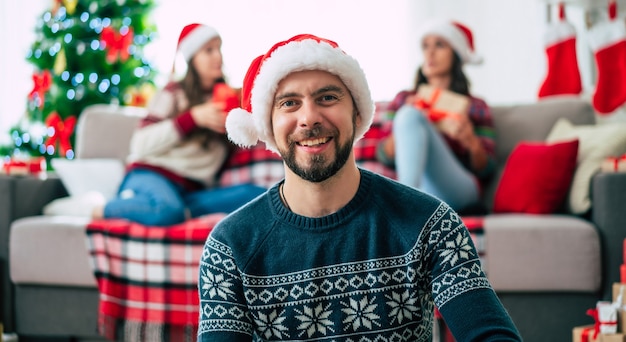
left=2, top=157, right=46, bottom=176
left=573, top=325, right=599, bottom=342
left=601, top=154, right=626, bottom=173
left=613, top=283, right=626, bottom=333
left=413, top=84, right=470, bottom=123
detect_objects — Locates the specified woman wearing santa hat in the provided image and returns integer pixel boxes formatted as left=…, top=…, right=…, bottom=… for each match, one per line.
left=377, top=19, right=496, bottom=214
left=90, top=23, right=266, bottom=226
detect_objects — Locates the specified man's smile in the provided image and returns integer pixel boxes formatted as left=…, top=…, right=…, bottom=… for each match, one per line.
left=297, top=137, right=331, bottom=147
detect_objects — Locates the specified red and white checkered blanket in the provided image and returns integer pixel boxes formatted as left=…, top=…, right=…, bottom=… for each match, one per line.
left=84, top=103, right=485, bottom=341
left=86, top=214, right=225, bottom=341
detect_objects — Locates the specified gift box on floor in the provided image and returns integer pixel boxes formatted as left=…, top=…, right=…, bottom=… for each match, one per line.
left=601, top=334, right=626, bottom=342
left=601, top=154, right=626, bottom=173
left=573, top=325, right=599, bottom=342
left=573, top=325, right=626, bottom=342
left=612, top=283, right=626, bottom=332
left=414, top=84, right=470, bottom=123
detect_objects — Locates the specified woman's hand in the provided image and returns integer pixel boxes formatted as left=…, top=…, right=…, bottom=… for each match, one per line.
left=438, top=114, right=478, bottom=150
left=440, top=114, right=489, bottom=172
left=190, top=101, right=227, bottom=134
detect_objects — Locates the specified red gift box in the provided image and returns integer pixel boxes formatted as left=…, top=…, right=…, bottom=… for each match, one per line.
left=2, top=157, right=46, bottom=176
left=213, top=83, right=240, bottom=113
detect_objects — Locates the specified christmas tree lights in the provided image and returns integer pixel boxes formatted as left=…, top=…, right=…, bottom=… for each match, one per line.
left=1, top=0, right=158, bottom=169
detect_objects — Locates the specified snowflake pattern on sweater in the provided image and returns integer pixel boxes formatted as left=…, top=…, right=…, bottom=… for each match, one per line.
left=198, top=169, right=516, bottom=341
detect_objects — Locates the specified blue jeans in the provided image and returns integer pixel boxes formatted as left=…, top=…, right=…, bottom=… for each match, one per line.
left=103, top=168, right=266, bottom=226
left=393, top=105, right=479, bottom=211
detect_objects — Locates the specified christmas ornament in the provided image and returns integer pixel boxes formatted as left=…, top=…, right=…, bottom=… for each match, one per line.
left=588, top=0, right=626, bottom=114
left=124, top=83, right=156, bottom=107
left=538, top=2, right=582, bottom=98
left=29, top=70, right=52, bottom=109
left=44, top=112, right=76, bottom=157
left=53, top=48, right=67, bottom=75
left=51, top=0, right=62, bottom=16
left=101, top=26, right=134, bottom=63
left=62, top=0, right=78, bottom=15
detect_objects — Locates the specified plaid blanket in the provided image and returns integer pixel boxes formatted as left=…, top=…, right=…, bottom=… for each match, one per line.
left=84, top=102, right=485, bottom=341
left=86, top=214, right=225, bottom=341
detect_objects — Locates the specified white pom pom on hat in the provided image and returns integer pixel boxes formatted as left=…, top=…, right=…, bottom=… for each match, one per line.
left=225, top=34, right=375, bottom=154
left=418, top=19, right=483, bottom=65
left=176, top=23, right=220, bottom=62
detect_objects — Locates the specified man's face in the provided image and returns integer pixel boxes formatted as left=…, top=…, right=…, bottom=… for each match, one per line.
left=271, top=70, right=361, bottom=183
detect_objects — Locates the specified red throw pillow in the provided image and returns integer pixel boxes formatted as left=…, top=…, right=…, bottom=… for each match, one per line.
left=493, top=139, right=579, bottom=214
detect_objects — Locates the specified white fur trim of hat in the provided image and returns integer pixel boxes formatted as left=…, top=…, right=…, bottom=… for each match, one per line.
left=226, top=34, right=375, bottom=154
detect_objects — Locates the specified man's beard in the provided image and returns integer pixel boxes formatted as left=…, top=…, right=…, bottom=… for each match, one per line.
left=280, top=125, right=355, bottom=183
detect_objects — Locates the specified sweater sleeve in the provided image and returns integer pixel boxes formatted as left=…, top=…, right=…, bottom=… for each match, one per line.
left=429, top=205, right=521, bottom=341
left=128, top=84, right=199, bottom=159
left=438, top=287, right=521, bottom=341
left=198, top=234, right=254, bottom=341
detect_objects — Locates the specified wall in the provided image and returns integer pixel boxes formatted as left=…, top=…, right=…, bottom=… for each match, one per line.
left=1, top=0, right=625, bottom=137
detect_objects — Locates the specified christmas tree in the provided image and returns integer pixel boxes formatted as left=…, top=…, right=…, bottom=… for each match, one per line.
left=1, top=0, right=157, bottom=168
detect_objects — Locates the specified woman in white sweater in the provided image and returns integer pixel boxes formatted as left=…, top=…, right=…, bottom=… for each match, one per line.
left=92, top=23, right=265, bottom=226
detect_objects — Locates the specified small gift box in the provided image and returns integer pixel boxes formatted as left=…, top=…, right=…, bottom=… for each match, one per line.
left=414, top=84, right=470, bottom=123
left=213, top=83, right=241, bottom=113
left=612, top=283, right=626, bottom=332
left=573, top=324, right=599, bottom=342
left=601, top=154, right=626, bottom=173
left=2, top=157, right=46, bottom=176
left=596, top=301, right=619, bottom=335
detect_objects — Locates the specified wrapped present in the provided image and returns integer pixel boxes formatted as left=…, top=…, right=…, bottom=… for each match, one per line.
left=414, top=84, right=470, bottom=123
left=601, top=333, right=626, bottom=342
left=2, top=157, right=46, bottom=176
left=213, top=83, right=240, bottom=113
left=573, top=325, right=599, bottom=342
left=591, top=301, right=619, bottom=335
left=612, top=283, right=626, bottom=332
left=601, top=154, right=626, bottom=173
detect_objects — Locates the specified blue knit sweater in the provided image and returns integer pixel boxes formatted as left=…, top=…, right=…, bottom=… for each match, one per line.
left=198, top=169, right=521, bottom=341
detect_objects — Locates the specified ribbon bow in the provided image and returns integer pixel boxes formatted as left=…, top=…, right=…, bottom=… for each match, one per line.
left=413, top=87, right=461, bottom=123
left=29, top=70, right=52, bottom=109
left=44, top=112, right=76, bottom=157
left=606, top=154, right=626, bottom=171
left=100, top=26, right=134, bottom=63
left=586, top=308, right=600, bottom=340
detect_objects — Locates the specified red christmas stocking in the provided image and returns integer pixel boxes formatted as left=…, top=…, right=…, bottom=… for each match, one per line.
left=589, top=1, right=626, bottom=114
left=538, top=3, right=582, bottom=98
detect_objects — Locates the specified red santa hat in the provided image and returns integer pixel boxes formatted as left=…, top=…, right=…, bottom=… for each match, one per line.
left=176, top=23, right=220, bottom=62
left=225, top=34, right=375, bottom=153
left=418, top=19, right=483, bottom=65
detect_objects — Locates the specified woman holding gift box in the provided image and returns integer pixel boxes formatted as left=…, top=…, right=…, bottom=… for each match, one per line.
left=86, top=23, right=266, bottom=226
left=377, top=19, right=496, bottom=213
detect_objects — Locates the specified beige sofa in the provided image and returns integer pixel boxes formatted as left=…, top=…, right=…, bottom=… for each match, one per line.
left=4, top=97, right=626, bottom=341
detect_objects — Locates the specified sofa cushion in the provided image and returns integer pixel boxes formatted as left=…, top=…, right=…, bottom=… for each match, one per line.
left=547, top=118, right=626, bottom=214
left=10, top=216, right=96, bottom=287
left=483, top=97, right=595, bottom=211
left=50, top=158, right=125, bottom=200
left=484, top=214, right=601, bottom=292
left=492, top=139, right=579, bottom=214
